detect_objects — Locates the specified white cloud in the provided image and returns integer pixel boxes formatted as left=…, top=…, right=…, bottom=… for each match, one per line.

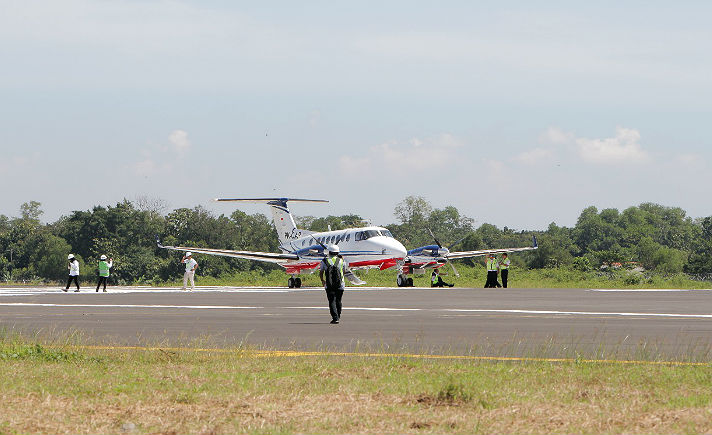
left=576, top=127, right=648, bottom=164
left=539, top=127, right=574, bottom=145
left=130, top=130, right=191, bottom=176
left=168, top=129, right=192, bottom=154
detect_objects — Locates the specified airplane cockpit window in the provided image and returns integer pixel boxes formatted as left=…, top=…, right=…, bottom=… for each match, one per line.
left=366, top=230, right=380, bottom=239
left=346, top=233, right=351, bottom=242
left=381, top=230, right=394, bottom=238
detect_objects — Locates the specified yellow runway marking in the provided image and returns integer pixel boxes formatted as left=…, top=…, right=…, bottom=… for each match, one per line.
left=69, top=345, right=710, bottom=366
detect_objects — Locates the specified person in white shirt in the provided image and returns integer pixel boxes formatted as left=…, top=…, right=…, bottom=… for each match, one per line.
left=63, top=254, right=80, bottom=292
left=181, top=252, right=198, bottom=291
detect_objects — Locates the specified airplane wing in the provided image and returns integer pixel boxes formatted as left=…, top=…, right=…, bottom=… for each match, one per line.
left=156, top=236, right=298, bottom=263
left=445, top=236, right=538, bottom=260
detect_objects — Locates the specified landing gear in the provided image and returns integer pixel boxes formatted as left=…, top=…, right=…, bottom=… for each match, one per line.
left=397, top=275, right=414, bottom=287
left=288, top=277, right=302, bottom=288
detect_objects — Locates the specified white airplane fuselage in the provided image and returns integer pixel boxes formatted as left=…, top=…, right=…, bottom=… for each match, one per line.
left=281, top=226, right=407, bottom=274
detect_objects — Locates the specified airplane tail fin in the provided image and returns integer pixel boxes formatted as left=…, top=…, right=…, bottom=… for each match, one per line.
left=215, top=198, right=328, bottom=246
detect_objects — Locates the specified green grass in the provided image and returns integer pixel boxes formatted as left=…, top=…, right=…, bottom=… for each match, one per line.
left=2, top=334, right=712, bottom=434
left=152, top=265, right=712, bottom=290
left=6, top=264, right=710, bottom=289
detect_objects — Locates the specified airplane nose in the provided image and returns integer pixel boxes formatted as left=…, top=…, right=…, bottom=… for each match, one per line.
left=385, top=239, right=407, bottom=258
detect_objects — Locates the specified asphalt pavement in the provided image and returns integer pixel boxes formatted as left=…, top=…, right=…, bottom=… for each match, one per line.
left=1, top=285, right=711, bottom=358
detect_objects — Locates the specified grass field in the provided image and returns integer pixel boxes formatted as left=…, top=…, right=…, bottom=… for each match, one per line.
left=4, top=265, right=711, bottom=290
left=163, top=265, right=712, bottom=290
left=2, top=334, right=712, bottom=434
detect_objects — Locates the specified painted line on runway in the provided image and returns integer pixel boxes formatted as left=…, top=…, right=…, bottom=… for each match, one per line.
left=0, top=303, right=263, bottom=309
left=3, top=302, right=711, bottom=319
left=588, top=288, right=712, bottom=292
left=287, top=306, right=712, bottom=319
left=69, top=345, right=711, bottom=366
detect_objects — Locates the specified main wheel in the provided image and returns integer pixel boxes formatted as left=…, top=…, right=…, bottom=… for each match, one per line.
left=407, top=277, right=413, bottom=287
left=294, top=277, right=302, bottom=288
left=396, top=275, right=404, bottom=287
left=288, top=277, right=295, bottom=288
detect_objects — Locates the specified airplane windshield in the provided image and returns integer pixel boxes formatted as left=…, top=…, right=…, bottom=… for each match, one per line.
left=380, top=230, right=393, bottom=238
left=355, top=230, right=381, bottom=241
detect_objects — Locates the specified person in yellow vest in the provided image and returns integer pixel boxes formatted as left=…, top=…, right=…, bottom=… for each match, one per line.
left=484, top=253, right=500, bottom=288
left=431, top=269, right=454, bottom=287
left=499, top=253, right=511, bottom=288
left=320, top=245, right=346, bottom=324
left=96, top=255, right=113, bottom=292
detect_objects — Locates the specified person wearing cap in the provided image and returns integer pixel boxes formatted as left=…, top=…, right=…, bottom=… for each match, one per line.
left=96, top=255, right=113, bottom=292
left=319, top=244, right=346, bottom=324
left=181, top=252, right=198, bottom=291
left=499, top=253, right=511, bottom=288
left=484, top=253, right=500, bottom=288
left=63, top=254, right=80, bottom=292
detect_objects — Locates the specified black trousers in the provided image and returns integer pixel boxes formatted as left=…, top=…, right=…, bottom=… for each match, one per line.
left=325, top=289, right=344, bottom=321
left=96, top=276, right=108, bottom=291
left=501, top=269, right=509, bottom=288
left=431, top=277, right=452, bottom=287
left=484, top=271, right=499, bottom=288
left=66, top=276, right=80, bottom=290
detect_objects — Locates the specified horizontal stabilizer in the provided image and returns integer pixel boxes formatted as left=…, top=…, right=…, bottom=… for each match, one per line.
left=214, top=197, right=328, bottom=204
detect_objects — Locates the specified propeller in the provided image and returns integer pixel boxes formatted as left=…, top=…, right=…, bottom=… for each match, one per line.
left=427, top=228, right=442, bottom=248
left=449, top=261, right=460, bottom=277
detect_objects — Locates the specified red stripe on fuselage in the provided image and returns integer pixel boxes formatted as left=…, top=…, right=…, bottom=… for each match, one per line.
left=283, top=258, right=403, bottom=275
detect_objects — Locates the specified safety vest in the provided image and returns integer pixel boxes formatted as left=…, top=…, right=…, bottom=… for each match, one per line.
left=500, top=258, right=510, bottom=270
left=486, top=257, right=498, bottom=271
left=98, top=260, right=110, bottom=277
left=327, top=256, right=344, bottom=283
left=431, top=273, right=438, bottom=284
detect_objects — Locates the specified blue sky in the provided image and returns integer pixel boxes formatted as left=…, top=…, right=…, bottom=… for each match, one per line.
left=1, top=1, right=711, bottom=230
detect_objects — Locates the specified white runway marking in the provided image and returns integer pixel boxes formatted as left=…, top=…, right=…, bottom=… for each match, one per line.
left=287, top=306, right=712, bottom=319
left=588, top=288, right=712, bottom=292
left=0, top=303, right=262, bottom=310
left=1, top=300, right=711, bottom=319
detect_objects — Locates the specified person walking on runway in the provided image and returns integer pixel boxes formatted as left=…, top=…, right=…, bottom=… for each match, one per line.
left=63, top=254, right=80, bottom=292
left=320, top=245, right=346, bottom=324
left=96, top=255, right=113, bottom=292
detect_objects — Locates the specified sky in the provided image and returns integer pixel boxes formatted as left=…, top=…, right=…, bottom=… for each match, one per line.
left=1, top=1, right=711, bottom=231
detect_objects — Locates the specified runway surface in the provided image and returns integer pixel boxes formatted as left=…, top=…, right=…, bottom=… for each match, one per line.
left=1, top=285, right=712, bottom=358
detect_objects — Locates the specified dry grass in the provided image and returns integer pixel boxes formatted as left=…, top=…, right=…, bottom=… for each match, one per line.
left=1, top=342, right=712, bottom=434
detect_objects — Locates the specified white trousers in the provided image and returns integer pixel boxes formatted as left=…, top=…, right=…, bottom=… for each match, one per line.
left=183, top=271, right=195, bottom=290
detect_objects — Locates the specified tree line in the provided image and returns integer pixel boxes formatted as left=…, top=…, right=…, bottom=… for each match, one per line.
left=0, top=197, right=710, bottom=284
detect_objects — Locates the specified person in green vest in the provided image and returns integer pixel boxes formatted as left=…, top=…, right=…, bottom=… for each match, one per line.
left=96, top=254, right=113, bottom=292
left=431, top=269, right=454, bottom=287
left=484, top=254, right=501, bottom=288
left=499, top=253, right=511, bottom=288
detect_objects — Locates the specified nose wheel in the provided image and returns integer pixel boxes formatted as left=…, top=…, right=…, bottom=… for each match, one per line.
left=396, top=275, right=413, bottom=287
left=287, top=277, right=302, bottom=288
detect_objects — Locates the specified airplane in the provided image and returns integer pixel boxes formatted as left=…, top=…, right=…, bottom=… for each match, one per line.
left=156, top=197, right=537, bottom=288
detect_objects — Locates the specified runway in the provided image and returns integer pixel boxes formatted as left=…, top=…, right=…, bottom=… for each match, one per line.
left=1, top=286, right=712, bottom=358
